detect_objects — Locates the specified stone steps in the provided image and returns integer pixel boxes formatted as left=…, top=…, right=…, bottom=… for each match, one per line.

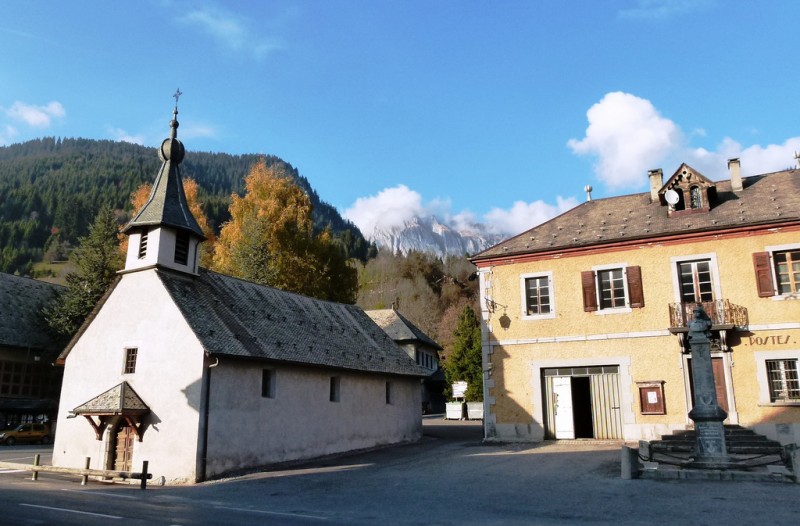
left=650, top=425, right=784, bottom=455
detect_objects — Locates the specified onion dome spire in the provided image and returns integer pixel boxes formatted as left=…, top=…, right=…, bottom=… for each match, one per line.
left=122, top=90, right=205, bottom=239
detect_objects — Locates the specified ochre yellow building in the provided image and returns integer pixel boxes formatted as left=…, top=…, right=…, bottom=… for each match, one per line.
left=471, top=161, right=800, bottom=445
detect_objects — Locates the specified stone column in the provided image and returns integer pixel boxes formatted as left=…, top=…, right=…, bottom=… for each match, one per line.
left=686, top=305, right=732, bottom=468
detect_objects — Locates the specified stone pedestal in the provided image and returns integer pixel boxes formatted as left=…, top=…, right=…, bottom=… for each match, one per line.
left=685, top=306, right=735, bottom=469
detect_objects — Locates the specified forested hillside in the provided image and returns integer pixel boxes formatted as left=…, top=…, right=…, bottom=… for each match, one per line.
left=0, top=137, right=372, bottom=275
left=356, top=249, right=479, bottom=360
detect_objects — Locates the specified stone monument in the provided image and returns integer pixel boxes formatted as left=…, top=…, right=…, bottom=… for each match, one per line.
left=686, top=305, right=734, bottom=468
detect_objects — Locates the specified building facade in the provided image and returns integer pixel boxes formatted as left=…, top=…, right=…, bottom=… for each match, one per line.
left=53, top=105, right=427, bottom=484
left=471, top=161, right=800, bottom=446
left=366, top=308, right=446, bottom=413
left=0, top=273, right=65, bottom=431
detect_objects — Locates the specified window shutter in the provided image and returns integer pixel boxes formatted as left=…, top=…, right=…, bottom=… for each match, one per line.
left=581, top=271, right=598, bottom=312
left=753, top=252, right=775, bottom=298
left=626, top=266, right=644, bottom=308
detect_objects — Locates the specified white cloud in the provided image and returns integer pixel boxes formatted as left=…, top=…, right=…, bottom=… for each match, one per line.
left=180, top=6, right=282, bottom=59
left=5, top=101, right=65, bottom=127
left=568, top=92, right=681, bottom=189
left=180, top=123, right=216, bottom=140
left=618, top=0, right=714, bottom=20
left=108, top=127, right=145, bottom=145
left=345, top=185, right=577, bottom=238
left=344, top=185, right=425, bottom=236
left=483, top=197, right=579, bottom=236
left=0, top=124, right=18, bottom=146
left=686, top=136, right=800, bottom=178
left=569, top=91, right=800, bottom=187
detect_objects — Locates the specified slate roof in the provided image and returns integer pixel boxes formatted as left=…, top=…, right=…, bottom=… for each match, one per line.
left=157, top=269, right=429, bottom=378
left=0, top=273, right=65, bottom=352
left=473, top=169, right=800, bottom=262
left=71, top=381, right=150, bottom=415
left=365, top=309, right=442, bottom=350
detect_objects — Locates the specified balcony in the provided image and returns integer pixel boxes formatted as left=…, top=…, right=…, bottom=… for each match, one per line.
left=668, top=299, right=748, bottom=332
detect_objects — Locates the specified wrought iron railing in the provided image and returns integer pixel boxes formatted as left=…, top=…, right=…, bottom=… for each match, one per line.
left=668, top=299, right=748, bottom=329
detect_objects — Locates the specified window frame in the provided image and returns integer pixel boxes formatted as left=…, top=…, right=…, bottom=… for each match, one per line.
left=385, top=381, right=393, bottom=405
left=261, top=369, right=276, bottom=399
left=174, top=230, right=190, bottom=265
left=520, top=271, right=556, bottom=320
left=123, top=347, right=138, bottom=375
left=138, top=231, right=148, bottom=259
left=762, top=243, right=800, bottom=300
left=329, top=376, right=341, bottom=403
left=754, top=350, right=800, bottom=406
left=670, top=253, right=722, bottom=304
left=590, top=263, right=632, bottom=314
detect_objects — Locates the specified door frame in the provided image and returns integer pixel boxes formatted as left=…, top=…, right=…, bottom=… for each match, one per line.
left=682, top=351, right=738, bottom=424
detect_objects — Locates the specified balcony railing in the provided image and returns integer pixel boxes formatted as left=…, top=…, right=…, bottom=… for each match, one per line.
left=668, top=299, right=748, bottom=330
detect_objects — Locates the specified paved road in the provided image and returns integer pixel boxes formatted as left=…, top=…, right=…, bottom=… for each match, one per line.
left=0, top=417, right=798, bottom=525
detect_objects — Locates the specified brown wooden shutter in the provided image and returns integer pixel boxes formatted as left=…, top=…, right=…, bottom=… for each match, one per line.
left=626, top=265, right=644, bottom=308
left=753, top=252, right=775, bottom=297
left=581, top=271, right=598, bottom=312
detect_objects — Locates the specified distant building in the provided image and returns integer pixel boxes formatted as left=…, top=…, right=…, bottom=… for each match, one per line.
left=53, top=105, right=428, bottom=484
left=471, top=160, right=800, bottom=445
left=366, top=308, right=446, bottom=413
left=0, top=273, right=65, bottom=431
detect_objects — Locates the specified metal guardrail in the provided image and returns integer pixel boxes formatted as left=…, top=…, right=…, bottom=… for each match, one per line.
left=668, top=299, right=748, bottom=329
left=0, top=456, right=152, bottom=489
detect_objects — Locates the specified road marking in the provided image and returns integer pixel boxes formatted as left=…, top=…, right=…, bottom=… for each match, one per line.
left=214, top=505, right=328, bottom=521
left=62, top=489, right=137, bottom=499
left=20, top=504, right=123, bottom=519
left=0, top=469, right=27, bottom=474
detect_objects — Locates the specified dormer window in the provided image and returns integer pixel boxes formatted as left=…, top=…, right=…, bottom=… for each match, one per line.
left=174, top=231, right=190, bottom=265
left=689, top=186, right=703, bottom=209
left=660, top=164, right=715, bottom=216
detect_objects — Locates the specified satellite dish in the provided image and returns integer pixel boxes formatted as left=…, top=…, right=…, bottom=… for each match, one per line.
left=665, top=189, right=680, bottom=205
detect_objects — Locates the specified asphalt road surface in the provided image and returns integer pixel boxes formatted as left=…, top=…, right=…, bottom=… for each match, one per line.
left=0, top=418, right=798, bottom=525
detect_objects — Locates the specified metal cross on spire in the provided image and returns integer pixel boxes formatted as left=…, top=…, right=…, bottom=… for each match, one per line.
left=173, top=88, right=183, bottom=108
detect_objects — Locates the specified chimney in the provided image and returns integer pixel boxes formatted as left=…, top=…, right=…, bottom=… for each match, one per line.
left=648, top=169, right=663, bottom=203
left=728, top=158, right=743, bottom=192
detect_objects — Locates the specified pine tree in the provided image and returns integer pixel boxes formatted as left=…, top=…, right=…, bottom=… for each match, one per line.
left=44, top=206, right=122, bottom=337
left=444, top=305, right=483, bottom=401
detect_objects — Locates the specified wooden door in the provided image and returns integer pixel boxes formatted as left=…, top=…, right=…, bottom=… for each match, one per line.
left=687, top=357, right=729, bottom=414
left=552, top=377, right=575, bottom=439
left=114, top=425, right=134, bottom=472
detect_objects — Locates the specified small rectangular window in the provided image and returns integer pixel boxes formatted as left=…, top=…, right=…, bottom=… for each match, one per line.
left=598, top=269, right=626, bottom=309
left=174, top=231, right=190, bottom=265
left=138, top=231, right=148, bottom=259
left=124, top=348, right=138, bottom=374
left=385, top=381, right=392, bottom=404
left=261, top=369, right=276, bottom=398
left=330, top=376, right=340, bottom=402
left=766, top=359, right=800, bottom=402
left=524, top=276, right=551, bottom=315
left=521, top=272, right=556, bottom=319
left=774, top=250, right=800, bottom=295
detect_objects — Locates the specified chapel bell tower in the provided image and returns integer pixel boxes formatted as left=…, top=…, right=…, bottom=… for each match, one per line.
left=120, top=92, right=206, bottom=275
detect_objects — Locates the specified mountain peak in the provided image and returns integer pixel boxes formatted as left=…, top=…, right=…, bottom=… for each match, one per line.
left=368, top=215, right=503, bottom=258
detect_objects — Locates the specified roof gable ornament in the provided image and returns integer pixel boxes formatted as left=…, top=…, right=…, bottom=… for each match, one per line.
left=658, top=163, right=716, bottom=216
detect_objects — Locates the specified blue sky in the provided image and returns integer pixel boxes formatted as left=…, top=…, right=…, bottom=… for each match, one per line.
left=3, top=0, right=800, bottom=238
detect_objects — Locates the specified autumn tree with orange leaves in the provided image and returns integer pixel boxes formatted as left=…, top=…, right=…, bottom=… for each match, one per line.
left=120, top=178, right=216, bottom=267
left=212, top=159, right=357, bottom=303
